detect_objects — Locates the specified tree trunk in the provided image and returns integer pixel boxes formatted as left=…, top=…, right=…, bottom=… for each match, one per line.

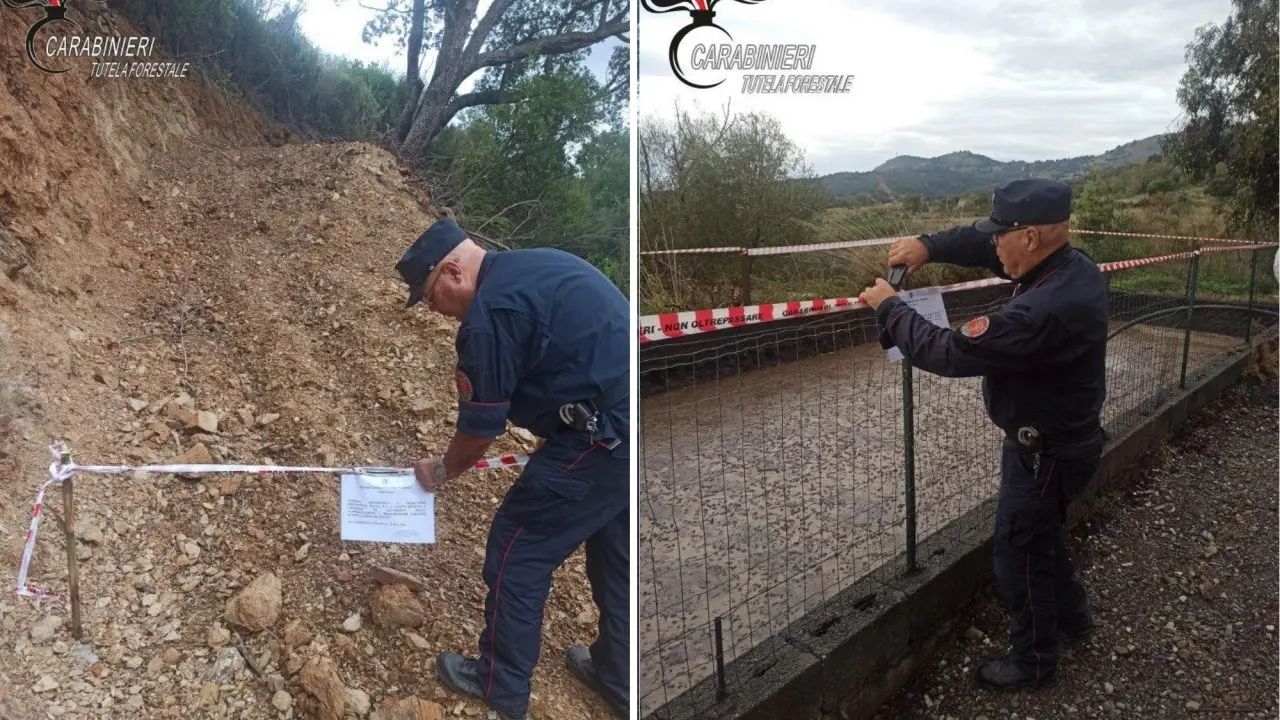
left=398, top=0, right=481, bottom=168
left=395, top=0, right=428, bottom=145
left=399, top=87, right=457, bottom=167
left=395, top=0, right=626, bottom=170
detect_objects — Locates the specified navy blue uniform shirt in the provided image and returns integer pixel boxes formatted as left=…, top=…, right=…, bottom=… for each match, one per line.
left=875, top=225, right=1108, bottom=436
left=453, top=248, right=630, bottom=448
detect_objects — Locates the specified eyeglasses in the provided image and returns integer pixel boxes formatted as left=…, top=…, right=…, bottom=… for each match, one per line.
left=422, top=265, right=444, bottom=308
left=990, top=225, right=1029, bottom=246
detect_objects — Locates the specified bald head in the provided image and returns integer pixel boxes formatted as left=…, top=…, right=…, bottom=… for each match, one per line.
left=442, top=239, right=488, bottom=276
left=423, top=239, right=489, bottom=319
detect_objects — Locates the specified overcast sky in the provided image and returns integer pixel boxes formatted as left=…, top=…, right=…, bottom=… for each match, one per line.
left=638, top=0, right=1233, bottom=175
left=300, top=0, right=620, bottom=96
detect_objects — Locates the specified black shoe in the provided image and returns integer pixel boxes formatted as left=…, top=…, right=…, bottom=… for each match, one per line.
left=435, top=652, right=526, bottom=720
left=977, top=657, right=1057, bottom=690
left=1060, top=611, right=1095, bottom=641
left=566, top=645, right=628, bottom=719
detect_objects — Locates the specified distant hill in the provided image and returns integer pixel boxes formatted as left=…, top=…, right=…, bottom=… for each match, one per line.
left=821, top=136, right=1166, bottom=200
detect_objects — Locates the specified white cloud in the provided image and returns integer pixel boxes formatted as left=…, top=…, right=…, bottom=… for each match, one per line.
left=298, top=1, right=405, bottom=71
left=638, top=0, right=1233, bottom=174
left=300, top=0, right=621, bottom=93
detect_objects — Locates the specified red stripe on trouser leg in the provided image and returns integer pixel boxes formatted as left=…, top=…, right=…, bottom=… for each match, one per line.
left=567, top=443, right=602, bottom=471
left=485, top=526, right=525, bottom=699
left=1037, top=457, right=1056, bottom=499
left=1026, top=553, right=1040, bottom=680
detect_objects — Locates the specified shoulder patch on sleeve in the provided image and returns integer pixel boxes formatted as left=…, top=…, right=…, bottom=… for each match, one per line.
left=960, top=315, right=990, bottom=338
left=455, top=370, right=473, bottom=402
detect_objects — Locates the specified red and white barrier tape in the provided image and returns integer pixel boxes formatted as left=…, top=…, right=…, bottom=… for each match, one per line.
left=638, top=245, right=1274, bottom=343
left=1096, top=251, right=1196, bottom=272
left=1198, top=242, right=1277, bottom=255
left=641, top=232, right=1272, bottom=260
left=639, top=297, right=867, bottom=342
left=472, top=454, right=529, bottom=469
left=15, top=443, right=528, bottom=600
left=16, top=478, right=59, bottom=599
left=1073, top=229, right=1265, bottom=245
left=639, top=247, right=743, bottom=256
left=745, top=235, right=908, bottom=256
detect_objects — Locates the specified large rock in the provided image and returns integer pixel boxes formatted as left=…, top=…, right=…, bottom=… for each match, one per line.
left=371, top=585, right=425, bottom=629
left=271, top=691, right=293, bottom=712
left=300, top=657, right=346, bottom=720
left=166, top=443, right=215, bottom=479
left=370, top=566, right=425, bottom=593
left=344, top=688, right=371, bottom=717
left=207, top=626, right=231, bottom=649
left=30, top=616, right=61, bottom=644
left=369, top=698, right=444, bottom=720
left=224, top=572, right=281, bottom=631
left=167, top=442, right=213, bottom=465
left=202, top=647, right=245, bottom=684
left=282, top=619, right=313, bottom=650
left=341, top=613, right=362, bottom=633
left=189, top=410, right=218, bottom=434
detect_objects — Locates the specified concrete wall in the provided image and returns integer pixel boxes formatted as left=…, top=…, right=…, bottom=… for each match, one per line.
left=642, top=335, right=1276, bottom=720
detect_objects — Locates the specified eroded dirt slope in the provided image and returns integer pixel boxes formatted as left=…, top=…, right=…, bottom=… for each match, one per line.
left=0, top=8, right=612, bottom=720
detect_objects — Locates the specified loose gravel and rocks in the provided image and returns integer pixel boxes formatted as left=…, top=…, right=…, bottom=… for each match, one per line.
left=878, top=370, right=1279, bottom=719
left=0, top=9, right=615, bottom=718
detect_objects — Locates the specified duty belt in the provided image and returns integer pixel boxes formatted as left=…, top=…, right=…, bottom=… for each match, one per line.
left=1012, top=420, right=1102, bottom=455
left=558, top=381, right=628, bottom=450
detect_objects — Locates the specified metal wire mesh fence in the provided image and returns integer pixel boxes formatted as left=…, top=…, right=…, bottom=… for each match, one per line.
left=639, top=311, right=907, bottom=711
left=638, top=246, right=1279, bottom=720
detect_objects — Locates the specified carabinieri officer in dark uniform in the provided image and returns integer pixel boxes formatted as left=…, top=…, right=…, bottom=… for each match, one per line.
left=395, top=218, right=630, bottom=719
left=858, top=179, right=1108, bottom=689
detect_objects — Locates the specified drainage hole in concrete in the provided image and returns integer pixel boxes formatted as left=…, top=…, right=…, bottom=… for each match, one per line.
left=812, top=616, right=842, bottom=637
left=753, top=660, right=778, bottom=678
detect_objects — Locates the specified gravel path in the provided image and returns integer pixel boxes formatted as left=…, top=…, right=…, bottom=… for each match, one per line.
left=878, top=371, right=1279, bottom=720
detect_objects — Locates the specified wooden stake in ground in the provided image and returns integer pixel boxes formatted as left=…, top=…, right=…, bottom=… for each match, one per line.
left=59, top=452, right=82, bottom=640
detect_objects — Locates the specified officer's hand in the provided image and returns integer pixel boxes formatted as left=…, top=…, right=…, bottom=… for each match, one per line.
left=414, top=457, right=447, bottom=493
left=888, top=236, right=930, bottom=272
left=858, top=278, right=898, bottom=310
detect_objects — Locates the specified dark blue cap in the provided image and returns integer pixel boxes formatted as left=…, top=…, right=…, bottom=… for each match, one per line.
left=974, top=178, right=1072, bottom=234
left=396, top=218, right=468, bottom=307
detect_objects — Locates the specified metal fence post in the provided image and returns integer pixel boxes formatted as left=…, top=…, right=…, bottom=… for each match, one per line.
left=1245, top=249, right=1259, bottom=344
left=740, top=252, right=753, bottom=305
left=714, top=616, right=727, bottom=702
left=1179, top=250, right=1201, bottom=389
left=903, top=356, right=917, bottom=573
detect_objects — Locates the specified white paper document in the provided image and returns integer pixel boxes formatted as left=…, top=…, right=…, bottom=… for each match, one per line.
left=887, top=287, right=951, bottom=363
left=339, top=473, right=435, bottom=544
